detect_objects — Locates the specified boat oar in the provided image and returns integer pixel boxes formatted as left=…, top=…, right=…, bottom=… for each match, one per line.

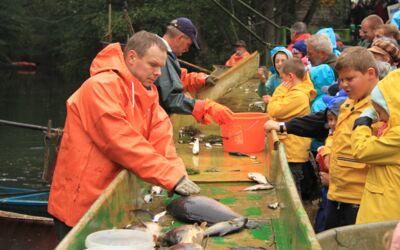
left=0, top=119, right=63, bottom=134
left=0, top=189, right=50, bottom=198
left=177, top=59, right=212, bottom=74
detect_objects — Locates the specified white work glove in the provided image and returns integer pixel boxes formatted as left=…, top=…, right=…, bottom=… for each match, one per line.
left=174, top=176, right=200, bottom=196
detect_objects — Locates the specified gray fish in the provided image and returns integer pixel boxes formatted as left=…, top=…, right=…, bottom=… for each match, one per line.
left=204, top=217, right=248, bottom=236
left=167, top=196, right=241, bottom=225
left=164, top=222, right=206, bottom=246
left=242, top=183, right=274, bottom=191
left=168, top=243, right=204, bottom=250
left=229, top=247, right=266, bottom=250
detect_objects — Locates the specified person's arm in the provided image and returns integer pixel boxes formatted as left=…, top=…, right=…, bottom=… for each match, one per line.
left=285, top=110, right=328, bottom=139
left=351, top=125, right=400, bottom=165
left=155, top=55, right=196, bottom=115
left=267, top=86, right=309, bottom=121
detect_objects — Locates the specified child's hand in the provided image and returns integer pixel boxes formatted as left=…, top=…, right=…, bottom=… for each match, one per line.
left=262, top=95, right=271, bottom=104
left=257, top=67, right=267, bottom=82
left=281, top=81, right=292, bottom=89
left=320, top=172, right=329, bottom=186
left=264, top=120, right=279, bottom=133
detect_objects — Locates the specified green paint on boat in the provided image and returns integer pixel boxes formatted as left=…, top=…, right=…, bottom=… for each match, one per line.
left=212, top=236, right=239, bottom=246
left=250, top=223, right=272, bottom=241
left=245, top=207, right=262, bottom=217
left=210, top=187, right=226, bottom=195
left=219, top=197, right=237, bottom=204
left=247, top=194, right=263, bottom=201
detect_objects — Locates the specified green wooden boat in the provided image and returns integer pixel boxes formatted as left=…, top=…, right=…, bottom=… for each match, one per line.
left=55, top=55, right=322, bottom=250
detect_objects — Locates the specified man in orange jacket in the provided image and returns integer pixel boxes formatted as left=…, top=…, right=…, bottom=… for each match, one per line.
left=156, top=17, right=234, bottom=125
left=48, top=31, right=200, bottom=241
left=225, top=40, right=250, bottom=67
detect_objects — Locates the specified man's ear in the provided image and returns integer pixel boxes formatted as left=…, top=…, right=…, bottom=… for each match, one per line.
left=126, top=50, right=138, bottom=65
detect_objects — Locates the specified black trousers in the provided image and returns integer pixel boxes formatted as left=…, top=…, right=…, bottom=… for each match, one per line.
left=53, top=217, right=72, bottom=242
left=324, top=199, right=359, bottom=230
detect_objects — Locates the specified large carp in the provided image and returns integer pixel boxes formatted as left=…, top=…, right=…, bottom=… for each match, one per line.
left=167, top=196, right=241, bottom=225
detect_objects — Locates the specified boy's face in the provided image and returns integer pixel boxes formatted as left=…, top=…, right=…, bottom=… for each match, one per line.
left=326, top=112, right=338, bottom=131
left=274, top=52, right=288, bottom=75
left=372, top=102, right=389, bottom=122
left=338, top=67, right=376, bottom=100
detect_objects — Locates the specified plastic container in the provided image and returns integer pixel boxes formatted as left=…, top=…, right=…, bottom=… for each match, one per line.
left=85, top=229, right=154, bottom=250
left=220, top=112, right=269, bottom=153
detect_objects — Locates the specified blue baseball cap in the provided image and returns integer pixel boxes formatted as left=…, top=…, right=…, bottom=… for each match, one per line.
left=169, top=17, right=200, bottom=49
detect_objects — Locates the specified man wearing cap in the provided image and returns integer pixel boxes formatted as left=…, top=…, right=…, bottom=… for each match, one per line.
left=287, top=21, right=311, bottom=51
left=225, top=40, right=250, bottom=67
left=156, top=17, right=234, bottom=126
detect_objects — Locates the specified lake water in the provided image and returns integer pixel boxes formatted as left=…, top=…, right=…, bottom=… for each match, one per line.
left=0, top=69, right=83, bottom=189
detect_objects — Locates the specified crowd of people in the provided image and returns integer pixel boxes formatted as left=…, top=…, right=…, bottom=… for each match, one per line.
left=47, top=12, right=400, bottom=247
left=260, top=16, right=400, bottom=239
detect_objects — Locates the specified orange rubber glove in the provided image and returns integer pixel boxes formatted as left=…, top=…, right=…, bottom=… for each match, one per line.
left=180, top=68, right=207, bottom=95
left=192, top=99, right=234, bottom=125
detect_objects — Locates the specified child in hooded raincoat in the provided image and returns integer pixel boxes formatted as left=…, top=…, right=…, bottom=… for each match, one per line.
left=267, top=58, right=316, bottom=197
left=257, top=46, right=293, bottom=104
left=351, top=69, right=400, bottom=224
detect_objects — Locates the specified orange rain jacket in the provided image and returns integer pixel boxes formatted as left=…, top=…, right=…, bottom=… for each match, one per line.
left=48, top=43, right=187, bottom=227
left=225, top=51, right=250, bottom=67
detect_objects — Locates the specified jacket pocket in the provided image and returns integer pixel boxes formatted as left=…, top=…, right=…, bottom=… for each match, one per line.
left=364, top=181, right=384, bottom=194
left=337, top=156, right=366, bottom=169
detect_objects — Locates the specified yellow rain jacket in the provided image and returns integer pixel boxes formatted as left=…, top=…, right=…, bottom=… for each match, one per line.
left=352, top=70, right=400, bottom=224
left=268, top=76, right=316, bottom=162
left=327, top=97, right=372, bottom=204
left=49, top=43, right=187, bottom=226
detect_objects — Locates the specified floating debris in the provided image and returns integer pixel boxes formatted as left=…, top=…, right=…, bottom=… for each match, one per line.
left=205, top=142, right=212, bottom=149
left=242, top=184, right=274, bottom=191
left=248, top=101, right=266, bottom=113
left=179, top=126, right=201, bottom=144
left=200, top=134, right=223, bottom=144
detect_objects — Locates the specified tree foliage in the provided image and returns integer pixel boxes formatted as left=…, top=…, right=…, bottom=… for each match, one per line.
left=0, top=0, right=346, bottom=80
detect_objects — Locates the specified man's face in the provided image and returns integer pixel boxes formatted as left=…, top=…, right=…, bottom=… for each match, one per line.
left=173, top=34, right=193, bottom=57
left=307, top=45, right=324, bottom=66
left=338, top=67, right=375, bottom=100
left=235, top=46, right=246, bottom=56
left=126, top=45, right=167, bottom=88
left=360, top=21, right=375, bottom=42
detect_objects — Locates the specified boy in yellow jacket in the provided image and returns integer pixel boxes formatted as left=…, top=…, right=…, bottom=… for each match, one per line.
left=324, top=47, right=379, bottom=230
left=352, top=69, right=400, bottom=224
left=267, top=58, right=316, bottom=197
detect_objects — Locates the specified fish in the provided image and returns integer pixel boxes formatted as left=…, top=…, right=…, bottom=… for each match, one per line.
left=248, top=172, right=269, bottom=184
left=242, top=184, right=274, bottom=191
left=205, top=142, right=212, bottom=149
left=144, top=194, right=153, bottom=203
left=168, top=243, right=204, bottom=250
left=151, top=186, right=163, bottom=195
left=167, top=195, right=242, bottom=225
left=204, top=217, right=248, bottom=237
left=164, top=222, right=206, bottom=246
left=152, top=210, right=167, bottom=223
left=192, top=138, right=200, bottom=155
left=228, top=151, right=257, bottom=159
left=268, top=202, right=279, bottom=209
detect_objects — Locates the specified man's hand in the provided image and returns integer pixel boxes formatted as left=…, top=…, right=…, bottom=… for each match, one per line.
left=205, top=75, right=218, bottom=86
left=264, top=120, right=279, bottom=133
left=174, top=176, right=200, bottom=196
